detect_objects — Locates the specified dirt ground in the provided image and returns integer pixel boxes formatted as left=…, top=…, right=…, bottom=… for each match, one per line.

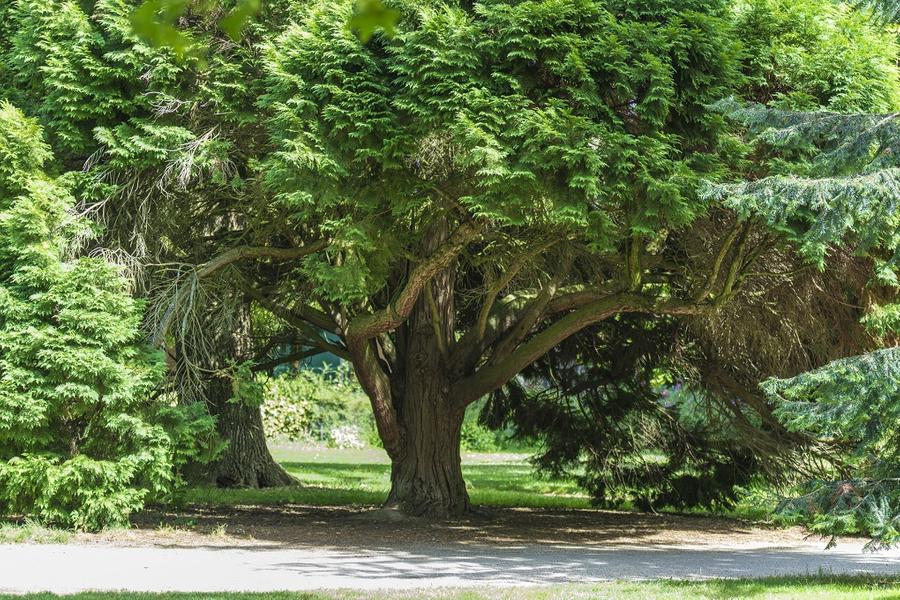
left=69, top=503, right=824, bottom=550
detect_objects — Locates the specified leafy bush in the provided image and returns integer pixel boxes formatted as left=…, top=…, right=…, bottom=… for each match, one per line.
left=261, top=365, right=379, bottom=446
left=0, top=103, right=218, bottom=530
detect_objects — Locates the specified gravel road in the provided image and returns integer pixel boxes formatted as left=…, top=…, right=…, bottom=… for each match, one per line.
left=1, top=539, right=898, bottom=593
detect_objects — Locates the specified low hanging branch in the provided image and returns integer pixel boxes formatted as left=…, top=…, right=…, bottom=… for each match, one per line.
left=451, top=294, right=710, bottom=407
left=152, top=239, right=328, bottom=346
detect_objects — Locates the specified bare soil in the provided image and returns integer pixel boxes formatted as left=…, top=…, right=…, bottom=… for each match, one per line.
left=70, top=503, right=821, bottom=550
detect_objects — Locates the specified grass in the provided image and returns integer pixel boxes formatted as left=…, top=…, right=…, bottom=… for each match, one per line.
left=179, top=446, right=591, bottom=509
left=0, top=518, right=72, bottom=544
left=177, top=445, right=785, bottom=523
left=3, top=576, right=900, bottom=599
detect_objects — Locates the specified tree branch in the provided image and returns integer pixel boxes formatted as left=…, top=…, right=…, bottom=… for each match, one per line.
left=152, top=240, right=328, bottom=346
left=451, top=294, right=707, bottom=407
left=694, top=221, right=742, bottom=303
left=346, top=336, right=403, bottom=459
left=243, top=285, right=352, bottom=360
left=346, top=220, right=482, bottom=341
left=474, top=239, right=561, bottom=342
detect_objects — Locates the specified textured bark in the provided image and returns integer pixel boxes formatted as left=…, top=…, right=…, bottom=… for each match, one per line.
left=204, top=302, right=294, bottom=488
left=386, top=393, right=470, bottom=517
left=383, top=220, right=470, bottom=517
left=207, top=376, right=295, bottom=488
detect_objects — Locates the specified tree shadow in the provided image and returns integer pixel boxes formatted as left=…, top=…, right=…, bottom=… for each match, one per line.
left=254, top=544, right=900, bottom=585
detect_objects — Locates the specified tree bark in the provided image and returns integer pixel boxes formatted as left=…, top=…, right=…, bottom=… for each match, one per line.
left=381, top=219, right=470, bottom=516
left=202, top=301, right=294, bottom=488
left=207, top=375, right=295, bottom=488
left=385, top=390, right=470, bottom=516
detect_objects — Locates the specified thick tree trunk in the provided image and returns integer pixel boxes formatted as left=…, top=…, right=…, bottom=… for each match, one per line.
left=201, top=301, right=294, bottom=488
left=385, top=385, right=470, bottom=517
left=381, top=219, right=470, bottom=516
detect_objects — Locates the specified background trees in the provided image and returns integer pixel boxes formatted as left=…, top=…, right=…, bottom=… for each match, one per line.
left=0, top=0, right=303, bottom=487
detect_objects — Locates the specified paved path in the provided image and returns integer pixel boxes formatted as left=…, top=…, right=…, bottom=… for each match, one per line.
left=1, top=541, right=898, bottom=592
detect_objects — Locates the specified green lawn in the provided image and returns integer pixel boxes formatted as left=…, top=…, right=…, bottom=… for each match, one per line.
left=4, top=576, right=900, bottom=599
left=179, top=446, right=591, bottom=509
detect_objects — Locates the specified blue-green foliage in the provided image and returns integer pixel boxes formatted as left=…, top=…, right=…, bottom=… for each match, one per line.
left=0, top=103, right=217, bottom=530
left=704, top=101, right=900, bottom=266
left=764, top=348, right=900, bottom=548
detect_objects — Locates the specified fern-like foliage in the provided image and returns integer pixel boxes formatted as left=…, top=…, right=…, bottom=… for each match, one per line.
left=0, top=103, right=218, bottom=530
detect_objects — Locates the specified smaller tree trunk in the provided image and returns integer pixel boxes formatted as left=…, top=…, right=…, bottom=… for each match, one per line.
left=191, top=299, right=294, bottom=488
left=207, top=377, right=295, bottom=488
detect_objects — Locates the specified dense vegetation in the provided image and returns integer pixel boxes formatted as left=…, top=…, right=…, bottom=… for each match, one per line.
left=0, top=0, right=896, bottom=544
left=0, top=103, right=217, bottom=529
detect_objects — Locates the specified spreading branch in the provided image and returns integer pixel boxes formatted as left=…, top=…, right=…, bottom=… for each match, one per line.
left=152, top=240, right=328, bottom=346
left=346, top=220, right=482, bottom=341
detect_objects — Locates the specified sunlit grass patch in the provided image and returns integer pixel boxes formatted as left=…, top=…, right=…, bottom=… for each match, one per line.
left=179, top=447, right=591, bottom=510
left=0, top=518, right=72, bottom=544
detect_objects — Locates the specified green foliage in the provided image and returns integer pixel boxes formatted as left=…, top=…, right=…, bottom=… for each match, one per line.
left=705, top=1, right=900, bottom=266
left=486, top=317, right=760, bottom=511
left=260, top=366, right=378, bottom=446
left=733, top=0, right=900, bottom=111
left=0, top=103, right=218, bottom=530
left=766, top=347, right=900, bottom=476
left=703, top=102, right=900, bottom=266
left=705, top=4, right=900, bottom=548
left=128, top=0, right=398, bottom=60
left=348, top=0, right=400, bottom=41
left=776, top=480, right=900, bottom=550
left=261, top=0, right=743, bottom=302
left=853, top=0, right=900, bottom=22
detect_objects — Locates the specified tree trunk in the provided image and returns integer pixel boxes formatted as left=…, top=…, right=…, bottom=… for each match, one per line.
left=385, top=383, right=470, bottom=517
left=207, top=375, right=295, bottom=488
left=201, top=300, right=294, bottom=488
left=382, top=219, right=470, bottom=516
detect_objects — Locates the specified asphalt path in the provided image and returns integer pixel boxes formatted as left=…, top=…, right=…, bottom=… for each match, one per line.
left=1, top=539, right=898, bottom=593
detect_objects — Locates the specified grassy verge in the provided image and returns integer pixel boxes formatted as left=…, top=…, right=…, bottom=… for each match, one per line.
left=3, top=576, right=900, bottom=599
left=179, top=446, right=591, bottom=510
left=0, top=519, right=72, bottom=544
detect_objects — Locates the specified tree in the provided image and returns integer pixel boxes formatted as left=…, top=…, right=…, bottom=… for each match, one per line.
left=0, top=102, right=216, bottom=529
left=170, top=0, right=777, bottom=517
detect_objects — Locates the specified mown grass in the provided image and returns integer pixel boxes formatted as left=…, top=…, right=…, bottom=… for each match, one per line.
left=4, top=575, right=900, bottom=599
left=179, top=446, right=591, bottom=510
